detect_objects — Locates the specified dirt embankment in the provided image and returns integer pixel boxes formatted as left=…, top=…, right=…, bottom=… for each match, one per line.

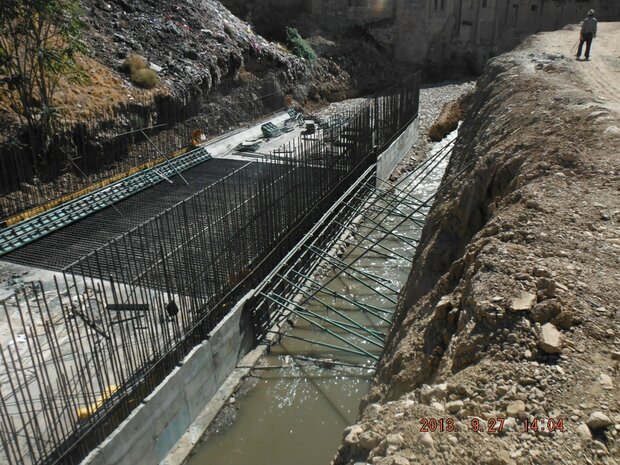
left=333, top=23, right=620, bottom=465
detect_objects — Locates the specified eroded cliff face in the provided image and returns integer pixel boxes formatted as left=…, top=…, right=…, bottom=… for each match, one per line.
left=81, top=0, right=363, bottom=105
left=2, top=0, right=355, bottom=134
left=333, top=24, right=620, bottom=465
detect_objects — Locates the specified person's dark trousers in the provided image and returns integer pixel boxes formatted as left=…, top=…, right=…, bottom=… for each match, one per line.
left=577, top=32, right=594, bottom=59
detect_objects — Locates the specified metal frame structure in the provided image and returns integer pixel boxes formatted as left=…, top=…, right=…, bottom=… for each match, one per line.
left=0, top=74, right=420, bottom=465
left=249, top=131, right=457, bottom=363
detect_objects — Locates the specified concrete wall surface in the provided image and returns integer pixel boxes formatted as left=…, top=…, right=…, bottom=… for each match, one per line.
left=376, top=117, right=420, bottom=184
left=81, top=294, right=254, bottom=465
left=221, top=0, right=396, bottom=36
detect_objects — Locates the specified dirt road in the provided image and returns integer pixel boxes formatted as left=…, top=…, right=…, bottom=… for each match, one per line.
left=531, top=22, right=620, bottom=113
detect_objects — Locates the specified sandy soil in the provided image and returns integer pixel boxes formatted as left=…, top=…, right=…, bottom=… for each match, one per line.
left=332, top=22, right=620, bottom=465
left=558, top=23, right=620, bottom=114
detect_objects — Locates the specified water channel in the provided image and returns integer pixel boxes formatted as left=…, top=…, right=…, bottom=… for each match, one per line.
left=186, top=131, right=457, bottom=465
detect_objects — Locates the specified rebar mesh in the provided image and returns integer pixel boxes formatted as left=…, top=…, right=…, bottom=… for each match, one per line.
left=0, top=80, right=285, bottom=225
left=0, top=73, right=420, bottom=465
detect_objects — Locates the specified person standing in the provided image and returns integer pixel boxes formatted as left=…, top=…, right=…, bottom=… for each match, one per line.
left=576, top=10, right=597, bottom=60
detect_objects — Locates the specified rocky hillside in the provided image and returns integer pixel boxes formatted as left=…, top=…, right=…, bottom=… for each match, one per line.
left=2, top=0, right=355, bottom=132
left=333, top=23, right=620, bottom=465
left=81, top=0, right=327, bottom=98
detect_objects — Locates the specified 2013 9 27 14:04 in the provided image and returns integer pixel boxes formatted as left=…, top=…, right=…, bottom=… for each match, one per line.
left=420, top=417, right=565, bottom=433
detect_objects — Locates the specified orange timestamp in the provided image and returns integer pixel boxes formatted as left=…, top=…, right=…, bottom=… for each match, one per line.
left=420, top=417, right=565, bottom=433
left=523, top=417, right=565, bottom=433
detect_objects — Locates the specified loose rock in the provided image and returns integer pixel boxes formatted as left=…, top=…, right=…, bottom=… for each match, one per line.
left=576, top=423, right=592, bottom=440
left=344, top=424, right=364, bottom=446
left=599, top=373, right=613, bottom=390
left=538, top=323, right=562, bottom=354
left=446, top=400, right=464, bottom=413
left=586, top=412, right=613, bottom=430
left=510, top=291, right=537, bottom=312
left=506, top=400, right=526, bottom=418
left=360, top=431, right=382, bottom=450
left=418, top=432, right=434, bottom=449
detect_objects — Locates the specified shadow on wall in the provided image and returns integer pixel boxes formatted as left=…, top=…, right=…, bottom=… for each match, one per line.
left=220, top=0, right=396, bottom=40
left=219, top=0, right=310, bottom=40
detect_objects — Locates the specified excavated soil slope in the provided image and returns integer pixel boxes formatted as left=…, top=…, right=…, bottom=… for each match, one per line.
left=333, top=23, right=620, bottom=465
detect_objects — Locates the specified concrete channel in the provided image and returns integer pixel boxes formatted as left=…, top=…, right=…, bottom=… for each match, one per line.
left=0, top=75, right=421, bottom=464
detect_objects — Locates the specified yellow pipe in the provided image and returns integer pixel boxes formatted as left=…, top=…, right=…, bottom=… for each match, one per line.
left=76, top=384, right=119, bottom=421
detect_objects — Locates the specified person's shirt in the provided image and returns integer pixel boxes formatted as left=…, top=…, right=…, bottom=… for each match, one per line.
left=581, top=17, right=598, bottom=37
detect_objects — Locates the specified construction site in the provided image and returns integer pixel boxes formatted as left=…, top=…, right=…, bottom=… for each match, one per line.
left=0, top=1, right=619, bottom=465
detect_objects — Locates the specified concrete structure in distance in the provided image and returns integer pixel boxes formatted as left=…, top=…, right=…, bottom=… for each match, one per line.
left=394, top=0, right=620, bottom=70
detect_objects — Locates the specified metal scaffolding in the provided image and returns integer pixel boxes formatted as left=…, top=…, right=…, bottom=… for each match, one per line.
left=249, top=134, right=455, bottom=364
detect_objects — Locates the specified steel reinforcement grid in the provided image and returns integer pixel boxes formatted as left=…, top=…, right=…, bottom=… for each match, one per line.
left=0, top=79, right=284, bottom=226
left=0, top=73, right=419, bottom=465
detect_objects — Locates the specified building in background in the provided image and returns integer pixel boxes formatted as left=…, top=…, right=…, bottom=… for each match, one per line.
left=395, top=0, right=620, bottom=69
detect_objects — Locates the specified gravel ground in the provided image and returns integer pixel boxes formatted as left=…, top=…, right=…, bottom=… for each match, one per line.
left=309, top=81, right=474, bottom=131
left=309, top=97, right=372, bottom=120
left=392, top=80, right=475, bottom=178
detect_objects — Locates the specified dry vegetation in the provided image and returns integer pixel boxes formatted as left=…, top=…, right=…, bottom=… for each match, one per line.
left=121, top=54, right=161, bottom=89
left=1, top=52, right=165, bottom=127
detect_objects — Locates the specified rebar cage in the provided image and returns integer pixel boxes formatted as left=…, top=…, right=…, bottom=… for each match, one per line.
left=0, top=73, right=420, bottom=465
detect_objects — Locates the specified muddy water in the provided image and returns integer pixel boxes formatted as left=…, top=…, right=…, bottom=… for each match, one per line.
left=187, top=133, right=455, bottom=465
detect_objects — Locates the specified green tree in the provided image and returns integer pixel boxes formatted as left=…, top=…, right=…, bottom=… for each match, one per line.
left=0, top=0, right=84, bottom=161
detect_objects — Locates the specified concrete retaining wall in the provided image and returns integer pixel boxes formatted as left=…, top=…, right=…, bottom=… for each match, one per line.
left=81, top=294, right=254, bottom=465
left=376, top=117, right=420, bottom=184
left=310, top=0, right=396, bottom=29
